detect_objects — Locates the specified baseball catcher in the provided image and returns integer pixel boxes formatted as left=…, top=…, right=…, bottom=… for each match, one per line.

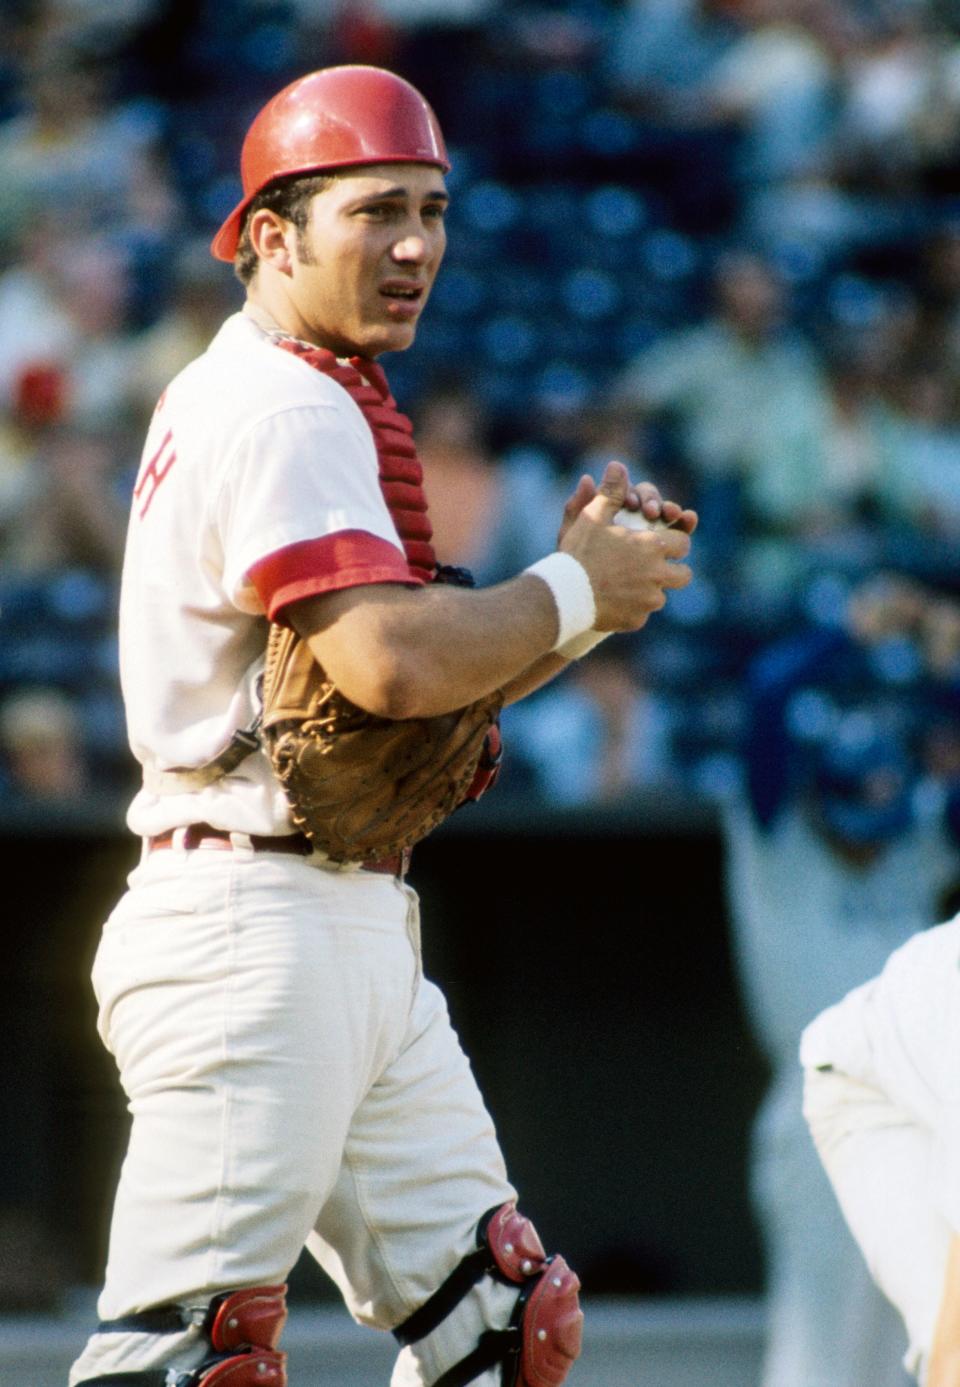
left=69, top=65, right=696, bottom=1387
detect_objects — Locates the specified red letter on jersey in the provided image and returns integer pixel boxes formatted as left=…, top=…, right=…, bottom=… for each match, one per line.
left=135, top=428, right=177, bottom=518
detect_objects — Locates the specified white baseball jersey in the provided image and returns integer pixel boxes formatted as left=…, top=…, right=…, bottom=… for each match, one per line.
left=120, top=309, right=419, bottom=838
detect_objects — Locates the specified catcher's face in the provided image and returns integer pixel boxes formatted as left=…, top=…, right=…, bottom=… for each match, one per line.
left=286, top=163, right=448, bottom=358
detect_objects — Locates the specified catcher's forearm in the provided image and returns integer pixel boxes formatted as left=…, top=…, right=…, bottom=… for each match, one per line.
left=501, top=653, right=568, bottom=706
left=291, top=575, right=561, bottom=719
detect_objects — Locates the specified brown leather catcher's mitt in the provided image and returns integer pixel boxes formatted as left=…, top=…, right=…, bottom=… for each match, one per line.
left=261, top=621, right=503, bottom=863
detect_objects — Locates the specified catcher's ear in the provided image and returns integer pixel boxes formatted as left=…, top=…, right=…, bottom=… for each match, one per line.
left=248, top=209, right=295, bottom=275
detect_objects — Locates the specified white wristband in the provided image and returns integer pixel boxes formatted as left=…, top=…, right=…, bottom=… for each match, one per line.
left=556, top=627, right=610, bottom=660
left=525, top=552, right=597, bottom=652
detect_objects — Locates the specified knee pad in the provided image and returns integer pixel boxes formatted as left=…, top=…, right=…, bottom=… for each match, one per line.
left=394, top=1203, right=583, bottom=1387
left=80, top=1284, right=288, bottom=1386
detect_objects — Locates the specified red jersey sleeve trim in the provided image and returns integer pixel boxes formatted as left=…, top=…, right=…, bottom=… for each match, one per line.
left=249, top=531, right=423, bottom=621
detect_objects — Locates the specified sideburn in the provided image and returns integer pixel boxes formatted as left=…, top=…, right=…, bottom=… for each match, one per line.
left=295, top=224, right=318, bottom=267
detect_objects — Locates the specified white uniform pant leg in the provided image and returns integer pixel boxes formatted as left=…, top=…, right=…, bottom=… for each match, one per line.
left=307, top=882, right=518, bottom=1387
left=800, top=916, right=960, bottom=1384
left=70, top=849, right=423, bottom=1384
left=753, top=1063, right=912, bottom=1387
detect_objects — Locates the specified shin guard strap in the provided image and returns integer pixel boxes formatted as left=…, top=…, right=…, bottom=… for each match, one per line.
left=432, top=1328, right=519, bottom=1387
left=395, top=1202, right=545, bottom=1349
left=98, top=1308, right=187, bottom=1334
left=75, top=1377, right=169, bottom=1386
left=394, top=1204, right=509, bottom=1347
left=393, top=1245, right=491, bottom=1348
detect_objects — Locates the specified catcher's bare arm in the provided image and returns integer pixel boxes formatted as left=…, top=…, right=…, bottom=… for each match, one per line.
left=289, top=462, right=694, bottom=719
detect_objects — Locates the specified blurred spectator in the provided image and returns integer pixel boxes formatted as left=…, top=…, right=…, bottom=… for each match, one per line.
left=0, top=686, right=89, bottom=802
left=0, top=47, right=169, bottom=256
left=417, top=378, right=559, bottom=584
left=126, top=239, right=238, bottom=425
left=704, top=0, right=839, bottom=189
left=605, top=0, right=737, bottom=124
left=320, top=0, right=400, bottom=67
left=573, top=399, right=666, bottom=492
left=835, top=9, right=960, bottom=194
left=613, top=249, right=816, bottom=476
left=742, top=330, right=906, bottom=558
left=0, top=232, right=145, bottom=429
left=603, top=0, right=741, bottom=229
left=25, top=0, right=160, bottom=53
left=882, top=359, right=960, bottom=557
left=288, top=0, right=492, bottom=27
left=0, top=220, right=77, bottom=408
left=847, top=572, right=960, bottom=687
left=0, top=360, right=70, bottom=544
left=56, top=243, right=142, bottom=430
left=907, top=223, right=960, bottom=371
left=0, top=426, right=128, bottom=576
left=502, top=644, right=677, bottom=806
left=722, top=577, right=960, bottom=1387
left=612, top=250, right=818, bottom=553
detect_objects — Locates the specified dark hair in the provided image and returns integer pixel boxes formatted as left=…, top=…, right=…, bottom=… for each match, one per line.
left=233, top=171, right=334, bottom=285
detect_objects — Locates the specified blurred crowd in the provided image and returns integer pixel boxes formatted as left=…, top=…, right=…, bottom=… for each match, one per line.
left=0, top=0, right=959, bottom=825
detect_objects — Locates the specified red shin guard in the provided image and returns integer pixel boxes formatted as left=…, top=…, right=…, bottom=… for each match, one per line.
left=199, top=1285, right=289, bottom=1385
left=208, top=1286, right=288, bottom=1351
left=196, top=1347, right=286, bottom=1384
left=516, top=1256, right=583, bottom=1387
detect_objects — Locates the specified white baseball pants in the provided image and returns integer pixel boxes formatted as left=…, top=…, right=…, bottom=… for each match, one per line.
left=801, top=915, right=960, bottom=1384
left=69, top=841, right=517, bottom=1386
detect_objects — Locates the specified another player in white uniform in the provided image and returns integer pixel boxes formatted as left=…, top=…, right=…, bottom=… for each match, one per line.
left=69, top=67, right=697, bottom=1387
left=725, top=613, right=959, bottom=1387
left=798, top=587, right=960, bottom=1387
left=802, top=914, right=960, bottom=1387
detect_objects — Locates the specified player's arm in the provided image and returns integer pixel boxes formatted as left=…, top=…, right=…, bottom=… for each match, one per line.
left=288, top=463, right=693, bottom=719
left=926, top=1233, right=960, bottom=1387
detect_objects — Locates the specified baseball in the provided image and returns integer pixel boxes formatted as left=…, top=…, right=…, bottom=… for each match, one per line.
left=613, top=507, right=672, bottom=531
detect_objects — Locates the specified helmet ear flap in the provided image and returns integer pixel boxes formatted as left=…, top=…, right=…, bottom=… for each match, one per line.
left=212, top=65, right=450, bottom=262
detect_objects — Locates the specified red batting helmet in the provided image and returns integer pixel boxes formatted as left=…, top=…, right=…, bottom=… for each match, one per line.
left=211, top=65, right=450, bottom=262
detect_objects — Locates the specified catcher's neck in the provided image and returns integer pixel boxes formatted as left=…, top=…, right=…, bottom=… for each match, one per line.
left=244, top=301, right=376, bottom=370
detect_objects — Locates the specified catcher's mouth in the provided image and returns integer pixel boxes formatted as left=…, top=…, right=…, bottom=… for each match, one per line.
left=380, top=282, right=424, bottom=301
